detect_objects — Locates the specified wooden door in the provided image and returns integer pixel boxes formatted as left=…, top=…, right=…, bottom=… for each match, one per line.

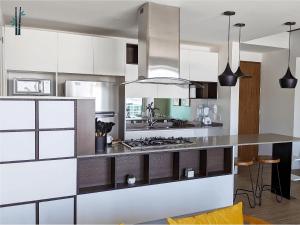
left=238, top=61, right=261, bottom=161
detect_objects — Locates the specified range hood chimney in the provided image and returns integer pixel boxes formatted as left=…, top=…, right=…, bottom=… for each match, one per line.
left=125, top=2, right=190, bottom=86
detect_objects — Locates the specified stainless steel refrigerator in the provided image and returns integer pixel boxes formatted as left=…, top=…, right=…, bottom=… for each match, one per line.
left=65, top=80, right=119, bottom=139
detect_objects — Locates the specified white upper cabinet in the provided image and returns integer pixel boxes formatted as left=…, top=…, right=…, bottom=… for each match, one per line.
left=4, top=27, right=57, bottom=72
left=125, top=64, right=157, bottom=97
left=188, top=50, right=218, bottom=82
left=93, top=37, right=125, bottom=76
left=125, top=64, right=138, bottom=82
left=180, top=49, right=190, bottom=80
left=58, top=33, right=93, bottom=74
left=157, top=85, right=189, bottom=99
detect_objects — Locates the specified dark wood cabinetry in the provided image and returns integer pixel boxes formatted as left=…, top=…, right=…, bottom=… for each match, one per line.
left=126, top=44, right=138, bottom=65
left=77, top=147, right=232, bottom=194
left=189, top=82, right=218, bottom=99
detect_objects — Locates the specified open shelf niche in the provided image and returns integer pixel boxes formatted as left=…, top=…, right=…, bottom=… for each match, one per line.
left=77, top=147, right=233, bottom=194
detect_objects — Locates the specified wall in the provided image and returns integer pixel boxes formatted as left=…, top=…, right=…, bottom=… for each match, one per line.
left=259, top=30, right=300, bottom=170
left=259, top=49, right=296, bottom=157
left=0, top=2, right=3, bottom=96
left=241, top=51, right=263, bottom=63
left=293, top=58, right=300, bottom=168
left=169, top=102, right=192, bottom=121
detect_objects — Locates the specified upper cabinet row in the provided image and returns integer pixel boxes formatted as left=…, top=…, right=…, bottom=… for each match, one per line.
left=4, top=27, right=125, bottom=76
left=4, top=27, right=218, bottom=81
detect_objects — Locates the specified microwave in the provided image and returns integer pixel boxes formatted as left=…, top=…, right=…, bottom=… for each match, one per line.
left=13, top=78, right=51, bottom=95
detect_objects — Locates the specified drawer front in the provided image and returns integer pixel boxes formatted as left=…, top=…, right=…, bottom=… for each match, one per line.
left=39, top=101, right=74, bottom=129
left=0, top=101, right=35, bottom=130
left=39, top=198, right=74, bottom=224
left=39, top=130, right=75, bottom=159
left=0, top=132, right=35, bottom=162
left=0, top=203, right=36, bottom=224
left=0, top=159, right=76, bottom=205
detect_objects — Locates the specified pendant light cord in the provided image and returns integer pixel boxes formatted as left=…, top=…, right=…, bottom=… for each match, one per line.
left=238, top=26, right=241, bottom=66
left=227, top=15, right=231, bottom=63
left=288, top=24, right=291, bottom=67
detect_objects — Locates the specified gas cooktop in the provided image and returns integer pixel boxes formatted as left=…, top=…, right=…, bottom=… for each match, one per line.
left=123, top=137, right=193, bottom=150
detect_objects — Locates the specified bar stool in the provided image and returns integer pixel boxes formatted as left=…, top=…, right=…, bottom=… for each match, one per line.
left=255, top=156, right=282, bottom=206
left=234, top=159, right=256, bottom=208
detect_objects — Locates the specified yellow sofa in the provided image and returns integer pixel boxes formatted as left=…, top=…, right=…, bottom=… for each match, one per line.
left=167, top=202, right=270, bottom=225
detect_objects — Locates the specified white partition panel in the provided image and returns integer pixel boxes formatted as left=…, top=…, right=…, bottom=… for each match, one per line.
left=0, top=131, right=35, bottom=162
left=0, top=101, right=35, bottom=130
left=39, top=198, right=74, bottom=224
left=39, top=101, right=74, bottom=129
left=77, top=175, right=234, bottom=224
left=0, top=203, right=36, bottom=224
left=39, top=130, right=74, bottom=159
left=0, top=159, right=76, bottom=205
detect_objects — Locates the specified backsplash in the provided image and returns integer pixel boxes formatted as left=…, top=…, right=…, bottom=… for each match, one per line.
left=126, top=97, right=222, bottom=123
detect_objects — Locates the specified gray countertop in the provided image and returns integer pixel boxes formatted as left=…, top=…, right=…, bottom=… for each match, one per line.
left=77, top=133, right=300, bottom=158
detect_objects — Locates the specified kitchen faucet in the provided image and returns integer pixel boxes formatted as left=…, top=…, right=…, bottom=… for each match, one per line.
left=146, top=102, right=159, bottom=128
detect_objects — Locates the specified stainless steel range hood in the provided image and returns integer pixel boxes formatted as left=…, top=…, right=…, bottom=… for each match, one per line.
left=124, top=2, right=190, bottom=86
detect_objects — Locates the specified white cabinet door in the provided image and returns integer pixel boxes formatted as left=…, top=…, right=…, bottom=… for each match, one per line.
left=93, top=37, right=125, bottom=76
left=5, top=27, right=57, bottom=72
left=180, top=49, right=190, bottom=80
left=157, top=84, right=189, bottom=98
left=0, top=204, right=36, bottom=224
left=189, top=51, right=218, bottom=82
left=0, top=159, right=76, bottom=205
left=39, top=130, right=74, bottom=159
left=0, top=100, right=35, bottom=130
left=0, top=132, right=35, bottom=162
left=39, top=101, right=74, bottom=129
left=39, top=198, right=74, bottom=224
left=125, top=83, right=157, bottom=98
left=125, top=64, right=138, bottom=82
left=125, top=64, right=157, bottom=97
left=58, top=33, right=93, bottom=74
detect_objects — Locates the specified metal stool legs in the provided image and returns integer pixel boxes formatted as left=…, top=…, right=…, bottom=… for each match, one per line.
left=255, top=162, right=282, bottom=206
left=234, top=165, right=256, bottom=208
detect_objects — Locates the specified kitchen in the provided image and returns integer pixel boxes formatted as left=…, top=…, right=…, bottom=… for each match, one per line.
left=1, top=1, right=300, bottom=224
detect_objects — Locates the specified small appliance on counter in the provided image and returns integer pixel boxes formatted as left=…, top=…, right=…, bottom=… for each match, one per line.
left=197, top=104, right=220, bottom=126
left=184, top=168, right=195, bottom=178
left=13, top=78, right=51, bottom=95
left=202, top=106, right=212, bottom=125
left=126, top=174, right=136, bottom=185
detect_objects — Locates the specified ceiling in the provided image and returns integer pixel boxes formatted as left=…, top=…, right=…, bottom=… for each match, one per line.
left=1, top=0, right=300, bottom=48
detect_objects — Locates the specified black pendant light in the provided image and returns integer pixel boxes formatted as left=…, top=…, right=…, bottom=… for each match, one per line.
left=279, top=22, right=298, bottom=88
left=234, top=23, right=251, bottom=78
left=218, top=11, right=238, bottom=86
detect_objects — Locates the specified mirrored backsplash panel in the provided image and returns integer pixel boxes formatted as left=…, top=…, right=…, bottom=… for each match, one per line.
left=125, top=98, right=223, bottom=131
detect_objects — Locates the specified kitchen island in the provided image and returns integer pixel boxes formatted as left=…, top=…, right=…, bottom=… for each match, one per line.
left=77, top=133, right=300, bottom=224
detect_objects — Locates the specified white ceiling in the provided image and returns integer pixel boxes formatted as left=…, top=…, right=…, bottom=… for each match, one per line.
left=1, top=0, right=300, bottom=47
